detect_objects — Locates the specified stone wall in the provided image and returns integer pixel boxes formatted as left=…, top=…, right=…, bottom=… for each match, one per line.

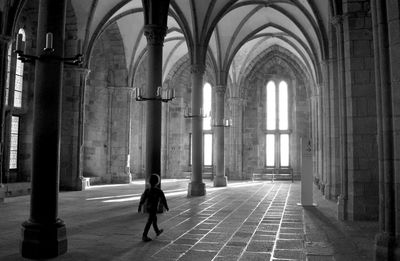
left=343, top=1, right=379, bottom=220
left=83, top=22, right=130, bottom=184
left=239, top=48, right=311, bottom=180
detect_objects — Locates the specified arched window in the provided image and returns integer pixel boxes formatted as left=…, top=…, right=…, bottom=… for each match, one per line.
left=13, top=28, right=25, bottom=108
left=8, top=28, right=26, bottom=170
left=265, top=80, right=290, bottom=168
left=5, top=44, right=12, bottom=106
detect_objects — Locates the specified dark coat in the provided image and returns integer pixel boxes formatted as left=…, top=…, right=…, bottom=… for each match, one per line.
left=139, top=187, right=168, bottom=213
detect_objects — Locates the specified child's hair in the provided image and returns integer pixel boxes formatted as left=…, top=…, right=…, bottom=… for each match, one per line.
left=149, top=174, right=160, bottom=187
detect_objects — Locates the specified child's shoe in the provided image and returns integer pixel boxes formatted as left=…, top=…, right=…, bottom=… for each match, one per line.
left=156, top=229, right=164, bottom=236
left=142, top=235, right=152, bottom=242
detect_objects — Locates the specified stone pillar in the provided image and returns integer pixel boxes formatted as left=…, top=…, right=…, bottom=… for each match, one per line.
left=188, top=64, right=206, bottom=196
left=60, top=67, right=90, bottom=190
left=332, top=15, right=348, bottom=221
left=20, top=0, right=68, bottom=258
left=161, top=101, right=169, bottom=178
left=371, top=0, right=399, bottom=259
left=317, top=90, right=324, bottom=193
left=143, top=25, right=166, bottom=183
left=214, top=85, right=227, bottom=187
left=228, top=97, right=244, bottom=179
left=126, top=88, right=132, bottom=179
left=0, top=35, right=11, bottom=202
left=106, top=86, right=132, bottom=184
left=327, top=31, right=341, bottom=200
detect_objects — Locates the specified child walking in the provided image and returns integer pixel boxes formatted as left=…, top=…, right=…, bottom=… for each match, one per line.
left=138, top=174, right=169, bottom=242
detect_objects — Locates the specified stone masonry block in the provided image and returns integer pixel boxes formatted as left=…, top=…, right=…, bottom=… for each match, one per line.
left=353, top=40, right=372, bottom=57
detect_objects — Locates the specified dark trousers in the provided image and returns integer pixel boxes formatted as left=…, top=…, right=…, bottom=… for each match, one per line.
left=143, top=211, right=159, bottom=236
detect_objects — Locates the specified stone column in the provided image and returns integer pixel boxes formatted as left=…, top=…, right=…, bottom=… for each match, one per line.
left=161, top=101, right=169, bottom=178
left=60, top=67, right=90, bottom=190
left=143, top=25, right=166, bottom=183
left=214, top=85, right=227, bottom=187
left=106, top=86, right=132, bottom=184
left=228, top=97, right=245, bottom=179
left=332, top=15, right=348, bottom=221
left=20, top=0, right=68, bottom=258
left=0, top=35, right=11, bottom=201
left=371, top=0, right=398, bottom=259
left=126, top=88, right=132, bottom=179
left=188, top=64, right=206, bottom=196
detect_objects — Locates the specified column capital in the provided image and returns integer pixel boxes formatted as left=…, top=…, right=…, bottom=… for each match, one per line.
left=228, top=97, right=246, bottom=107
left=107, top=86, right=133, bottom=92
left=144, top=24, right=167, bottom=46
left=190, top=64, right=205, bottom=74
left=0, top=35, right=12, bottom=44
left=215, top=85, right=226, bottom=96
left=63, top=67, right=90, bottom=76
left=331, top=15, right=343, bottom=28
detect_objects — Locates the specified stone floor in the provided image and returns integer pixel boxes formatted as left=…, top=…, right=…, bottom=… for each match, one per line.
left=0, top=180, right=378, bottom=260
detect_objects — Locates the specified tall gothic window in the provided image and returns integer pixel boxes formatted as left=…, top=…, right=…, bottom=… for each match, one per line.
left=5, top=44, right=12, bottom=106
left=266, top=80, right=290, bottom=168
left=8, top=28, right=26, bottom=171
left=9, top=116, right=20, bottom=169
left=13, top=28, right=25, bottom=108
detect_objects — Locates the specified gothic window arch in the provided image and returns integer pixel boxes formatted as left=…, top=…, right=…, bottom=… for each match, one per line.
left=13, top=28, right=25, bottom=108
left=7, top=28, right=27, bottom=171
left=5, top=44, right=12, bottom=106
left=265, top=79, right=290, bottom=169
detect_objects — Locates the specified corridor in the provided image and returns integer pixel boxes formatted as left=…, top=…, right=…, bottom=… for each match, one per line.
left=0, top=180, right=377, bottom=261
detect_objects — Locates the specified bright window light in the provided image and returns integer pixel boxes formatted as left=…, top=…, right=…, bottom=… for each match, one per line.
left=279, top=81, right=288, bottom=130
left=204, top=133, right=213, bottom=166
left=266, top=134, right=275, bottom=167
left=266, top=81, right=276, bottom=130
left=280, top=134, right=289, bottom=167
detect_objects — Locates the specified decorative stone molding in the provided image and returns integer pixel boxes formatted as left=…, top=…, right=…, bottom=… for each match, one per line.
left=0, top=35, right=12, bottom=43
left=331, top=15, right=343, bottom=27
left=190, top=64, right=205, bottom=74
left=63, top=67, right=90, bottom=76
left=144, top=25, right=167, bottom=46
left=106, top=86, right=133, bottom=91
left=215, top=85, right=226, bottom=96
left=228, top=97, right=246, bottom=108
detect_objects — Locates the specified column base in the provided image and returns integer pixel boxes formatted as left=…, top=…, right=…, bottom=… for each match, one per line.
left=337, top=195, right=347, bottom=220
left=111, top=173, right=132, bottom=184
left=375, top=232, right=399, bottom=260
left=20, top=219, right=67, bottom=259
left=0, top=185, right=5, bottom=203
left=188, top=182, right=206, bottom=197
left=213, top=176, right=227, bottom=187
left=82, top=177, right=91, bottom=190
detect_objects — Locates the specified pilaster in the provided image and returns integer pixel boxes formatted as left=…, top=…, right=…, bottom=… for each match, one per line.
left=60, top=67, right=90, bottom=190
left=227, top=97, right=245, bottom=180
left=332, top=14, right=349, bottom=221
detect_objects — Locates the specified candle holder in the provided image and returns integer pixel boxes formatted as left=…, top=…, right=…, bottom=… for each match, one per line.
left=183, top=106, right=208, bottom=118
left=132, top=86, right=175, bottom=103
left=14, top=33, right=84, bottom=66
left=212, top=118, right=232, bottom=127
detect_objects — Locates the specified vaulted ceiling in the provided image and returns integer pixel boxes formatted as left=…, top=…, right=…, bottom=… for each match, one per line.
left=69, top=0, right=330, bottom=84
